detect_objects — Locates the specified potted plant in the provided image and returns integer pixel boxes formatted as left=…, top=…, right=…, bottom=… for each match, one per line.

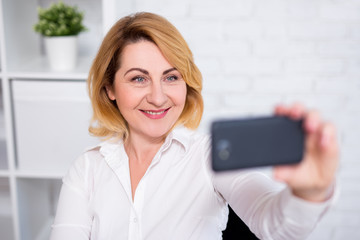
left=34, top=1, right=87, bottom=71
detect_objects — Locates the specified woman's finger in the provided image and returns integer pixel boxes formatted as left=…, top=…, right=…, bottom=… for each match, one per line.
left=274, top=102, right=305, bottom=120
left=274, top=104, right=288, bottom=116
left=319, top=122, right=338, bottom=152
left=288, top=102, right=305, bottom=120
left=273, top=165, right=297, bottom=183
left=304, top=110, right=321, bottom=133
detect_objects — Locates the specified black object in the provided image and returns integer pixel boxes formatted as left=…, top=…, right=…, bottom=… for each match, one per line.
left=222, top=206, right=259, bottom=239
left=212, top=116, right=304, bottom=171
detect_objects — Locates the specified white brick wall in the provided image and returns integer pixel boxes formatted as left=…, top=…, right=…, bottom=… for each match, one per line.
left=130, top=0, right=360, bottom=239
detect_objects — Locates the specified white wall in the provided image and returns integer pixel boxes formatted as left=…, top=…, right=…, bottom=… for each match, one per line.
left=114, top=0, right=359, bottom=239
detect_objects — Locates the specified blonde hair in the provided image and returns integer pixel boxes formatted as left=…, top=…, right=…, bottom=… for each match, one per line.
left=88, top=12, right=203, bottom=140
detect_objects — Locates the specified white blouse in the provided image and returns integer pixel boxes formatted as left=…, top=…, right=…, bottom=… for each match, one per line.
left=50, top=127, right=334, bottom=240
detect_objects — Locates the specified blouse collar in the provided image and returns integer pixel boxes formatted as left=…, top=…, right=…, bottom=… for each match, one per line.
left=97, top=125, right=193, bottom=159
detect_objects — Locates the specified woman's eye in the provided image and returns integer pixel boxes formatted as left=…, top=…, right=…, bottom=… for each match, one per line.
left=131, top=76, right=146, bottom=83
left=165, top=75, right=178, bottom=82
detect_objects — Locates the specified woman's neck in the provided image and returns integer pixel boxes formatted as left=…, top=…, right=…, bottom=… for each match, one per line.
left=125, top=132, right=166, bottom=201
left=124, top=132, right=165, bottom=163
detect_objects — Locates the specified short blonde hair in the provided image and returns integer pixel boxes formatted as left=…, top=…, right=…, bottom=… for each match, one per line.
left=88, top=12, right=203, bottom=140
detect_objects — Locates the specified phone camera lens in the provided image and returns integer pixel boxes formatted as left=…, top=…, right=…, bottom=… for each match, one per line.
left=217, top=139, right=231, bottom=161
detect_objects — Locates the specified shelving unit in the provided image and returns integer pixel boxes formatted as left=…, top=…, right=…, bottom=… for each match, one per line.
left=0, top=0, right=121, bottom=239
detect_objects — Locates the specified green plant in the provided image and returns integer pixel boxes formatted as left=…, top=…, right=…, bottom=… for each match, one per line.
left=33, top=1, right=87, bottom=36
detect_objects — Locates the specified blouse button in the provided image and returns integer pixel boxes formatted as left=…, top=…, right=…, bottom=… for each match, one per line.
left=133, top=218, right=138, bottom=223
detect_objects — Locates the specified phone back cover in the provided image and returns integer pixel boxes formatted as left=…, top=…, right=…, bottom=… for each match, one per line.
left=211, top=116, right=304, bottom=171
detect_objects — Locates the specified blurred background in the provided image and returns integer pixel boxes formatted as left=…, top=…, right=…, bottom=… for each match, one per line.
left=0, top=0, right=359, bottom=239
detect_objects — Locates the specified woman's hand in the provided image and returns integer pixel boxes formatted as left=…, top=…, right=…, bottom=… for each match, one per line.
left=273, top=103, right=339, bottom=202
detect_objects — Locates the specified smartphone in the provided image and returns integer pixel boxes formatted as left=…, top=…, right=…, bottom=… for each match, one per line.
left=211, top=116, right=305, bottom=171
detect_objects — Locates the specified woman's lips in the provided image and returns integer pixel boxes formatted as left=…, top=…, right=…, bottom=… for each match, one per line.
left=140, top=107, right=171, bottom=119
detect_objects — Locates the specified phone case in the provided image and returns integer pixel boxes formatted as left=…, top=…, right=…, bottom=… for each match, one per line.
left=211, top=116, right=305, bottom=171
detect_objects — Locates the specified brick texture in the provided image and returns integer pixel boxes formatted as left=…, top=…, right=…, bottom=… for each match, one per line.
left=133, top=0, right=360, bottom=239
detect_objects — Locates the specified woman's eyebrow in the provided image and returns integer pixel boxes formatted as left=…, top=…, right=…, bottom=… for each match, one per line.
left=124, top=67, right=177, bottom=77
left=163, top=67, right=177, bottom=75
left=124, top=68, right=149, bottom=77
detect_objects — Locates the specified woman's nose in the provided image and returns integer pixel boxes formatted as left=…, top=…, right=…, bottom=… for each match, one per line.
left=146, top=82, right=167, bottom=107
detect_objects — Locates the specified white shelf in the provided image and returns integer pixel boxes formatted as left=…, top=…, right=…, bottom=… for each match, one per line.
left=14, top=170, right=64, bottom=180
left=6, top=55, right=93, bottom=80
left=0, top=0, right=106, bottom=239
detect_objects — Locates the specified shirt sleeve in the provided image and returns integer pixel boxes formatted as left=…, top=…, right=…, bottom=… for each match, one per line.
left=50, top=153, right=94, bottom=240
left=212, top=169, right=337, bottom=240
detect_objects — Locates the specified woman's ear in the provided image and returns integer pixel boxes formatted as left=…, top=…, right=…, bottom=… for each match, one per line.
left=105, top=85, right=116, bottom=101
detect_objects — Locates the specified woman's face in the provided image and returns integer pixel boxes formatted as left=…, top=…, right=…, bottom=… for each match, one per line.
left=107, top=40, right=187, bottom=141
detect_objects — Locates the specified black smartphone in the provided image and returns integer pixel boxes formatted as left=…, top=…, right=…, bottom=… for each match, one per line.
left=211, top=116, right=305, bottom=171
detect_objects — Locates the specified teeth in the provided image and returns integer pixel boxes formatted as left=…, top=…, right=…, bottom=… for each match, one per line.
left=144, top=110, right=166, bottom=115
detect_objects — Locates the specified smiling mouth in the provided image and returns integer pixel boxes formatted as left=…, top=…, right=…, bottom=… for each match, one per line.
left=140, top=107, right=171, bottom=117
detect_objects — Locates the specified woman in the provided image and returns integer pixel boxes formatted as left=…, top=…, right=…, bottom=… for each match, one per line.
left=50, top=12, right=338, bottom=240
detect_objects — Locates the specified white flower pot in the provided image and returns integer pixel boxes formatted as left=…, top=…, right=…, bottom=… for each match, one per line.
left=44, top=36, right=78, bottom=71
